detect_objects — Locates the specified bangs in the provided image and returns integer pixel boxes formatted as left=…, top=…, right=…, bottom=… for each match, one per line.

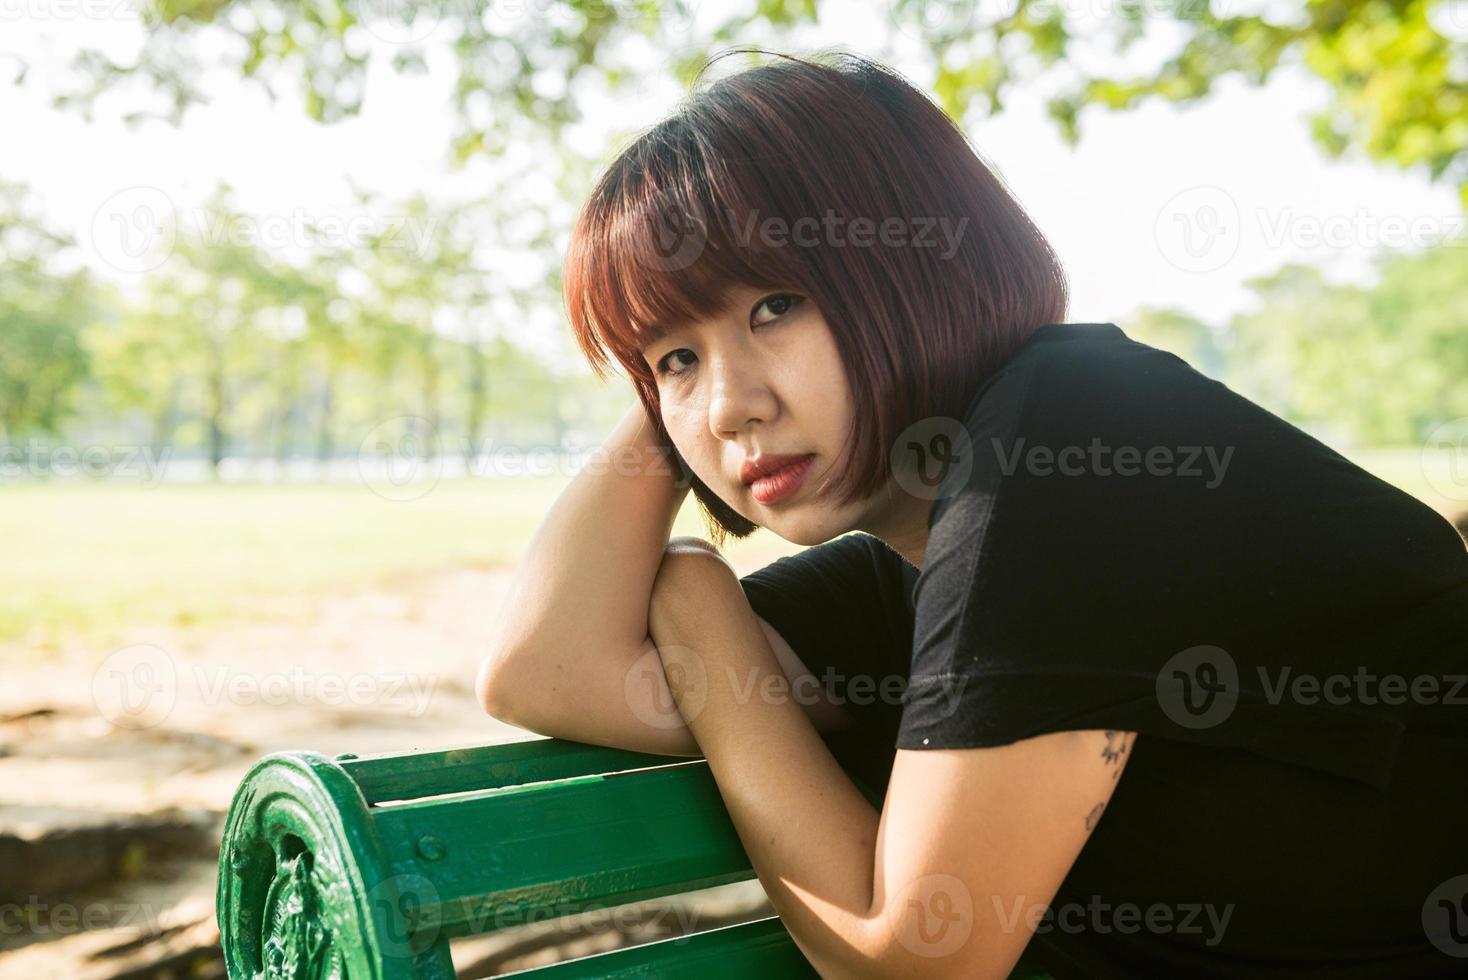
left=564, top=126, right=803, bottom=383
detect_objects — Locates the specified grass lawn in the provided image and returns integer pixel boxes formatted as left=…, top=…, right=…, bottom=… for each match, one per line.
left=1, top=475, right=802, bottom=655
left=5, top=448, right=1462, bottom=656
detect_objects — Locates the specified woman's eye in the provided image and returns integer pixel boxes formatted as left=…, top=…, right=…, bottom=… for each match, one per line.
left=753, top=292, right=804, bottom=325
left=656, top=292, right=804, bottom=380
left=656, top=349, right=696, bottom=378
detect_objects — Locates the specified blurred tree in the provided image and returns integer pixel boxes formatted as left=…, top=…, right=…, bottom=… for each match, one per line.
left=1123, top=306, right=1226, bottom=376
left=1227, top=241, right=1468, bottom=445
left=0, top=180, right=95, bottom=444
left=351, top=192, right=479, bottom=443
left=86, top=187, right=293, bottom=476
left=84, top=291, right=191, bottom=457
left=296, top=245, right=367, bottom=466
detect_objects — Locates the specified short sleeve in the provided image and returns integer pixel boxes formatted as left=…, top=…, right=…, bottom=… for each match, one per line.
left=740, top=532, right=917, bottom=800
left=895, top=325, right=1444, bottom=792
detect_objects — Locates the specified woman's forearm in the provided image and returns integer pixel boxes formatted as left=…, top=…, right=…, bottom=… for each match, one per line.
left=480, top=399, right=691, bottom=714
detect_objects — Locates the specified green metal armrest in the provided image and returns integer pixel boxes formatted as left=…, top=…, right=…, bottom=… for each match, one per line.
left=216, top=737, right=1053, bottom=978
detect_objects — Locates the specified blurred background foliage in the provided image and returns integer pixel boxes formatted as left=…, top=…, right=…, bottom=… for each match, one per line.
left=3, top=0, right=1466, bottom=459
left=3, top=179, right=1464, bottom=467
left=34, top=0, right=1468, bottom=199
left=1, top=0, right=1465, bottom=652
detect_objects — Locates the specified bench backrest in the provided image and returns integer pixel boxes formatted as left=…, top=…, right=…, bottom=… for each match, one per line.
left=217, top=737, right=876, bottom=977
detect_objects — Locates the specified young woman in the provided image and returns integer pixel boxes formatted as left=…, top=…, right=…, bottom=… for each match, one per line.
left=477, top=49, right=1468, bottom=979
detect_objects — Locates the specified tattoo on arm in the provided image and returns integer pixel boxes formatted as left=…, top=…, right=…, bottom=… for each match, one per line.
left=1085, top=731, right=1136, bottom=832
left=1101, top=730, right=1133, bottom=778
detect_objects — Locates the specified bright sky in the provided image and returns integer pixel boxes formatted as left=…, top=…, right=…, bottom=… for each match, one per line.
left=2, top=1, right=1461, bottom=370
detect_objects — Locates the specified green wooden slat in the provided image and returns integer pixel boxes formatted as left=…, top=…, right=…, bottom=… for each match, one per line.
left=340, top=737, right=691, bottom=805
left=369, top=762, right=758, bottom=939
left=494, top=915, right=819, bottom=978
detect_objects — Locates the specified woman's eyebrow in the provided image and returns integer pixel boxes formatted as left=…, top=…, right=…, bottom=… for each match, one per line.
left=641, top=312, right=709, bottom=347
left=637, top=320, right=684, bottom=355
left=637, top=289, right=749, bottom=353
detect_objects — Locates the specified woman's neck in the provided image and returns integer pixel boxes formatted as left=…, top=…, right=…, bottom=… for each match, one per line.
left=858, top=485, right=933, bottom=572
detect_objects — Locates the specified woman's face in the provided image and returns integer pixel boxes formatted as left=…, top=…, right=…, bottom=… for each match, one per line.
left=642, top=283, right=877, bottom=546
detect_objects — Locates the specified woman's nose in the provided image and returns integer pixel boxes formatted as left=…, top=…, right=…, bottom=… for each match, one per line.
left=706, top=355, right=777, bottom=438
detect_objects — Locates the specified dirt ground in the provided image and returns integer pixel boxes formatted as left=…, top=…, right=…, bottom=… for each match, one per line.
left=0, top=563, right=777, bottom=979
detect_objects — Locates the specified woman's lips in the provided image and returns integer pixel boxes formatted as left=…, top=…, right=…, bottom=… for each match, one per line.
left=748, top=454, right=815, bottom=505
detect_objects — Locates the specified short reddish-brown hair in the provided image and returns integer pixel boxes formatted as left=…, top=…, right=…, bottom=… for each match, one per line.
left=564, top=48, right=1069, bottom=547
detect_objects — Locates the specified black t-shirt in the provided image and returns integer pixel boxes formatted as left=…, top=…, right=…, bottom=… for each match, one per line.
left=739, top=322, right=1468, bottom=978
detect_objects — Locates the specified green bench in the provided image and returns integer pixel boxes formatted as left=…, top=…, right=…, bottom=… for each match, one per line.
left=216, top=736, right=1054, bottom=978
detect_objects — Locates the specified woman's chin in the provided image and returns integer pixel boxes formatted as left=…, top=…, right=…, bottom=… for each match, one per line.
left=764, top=513, right=844, bottom=549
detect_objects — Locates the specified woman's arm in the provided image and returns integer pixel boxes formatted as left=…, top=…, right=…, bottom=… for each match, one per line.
left=475, top=401, right=854, bottom=756
left=476, top=400, right=689, bottom=733
left=648, top=543, right=1136, bottom=979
